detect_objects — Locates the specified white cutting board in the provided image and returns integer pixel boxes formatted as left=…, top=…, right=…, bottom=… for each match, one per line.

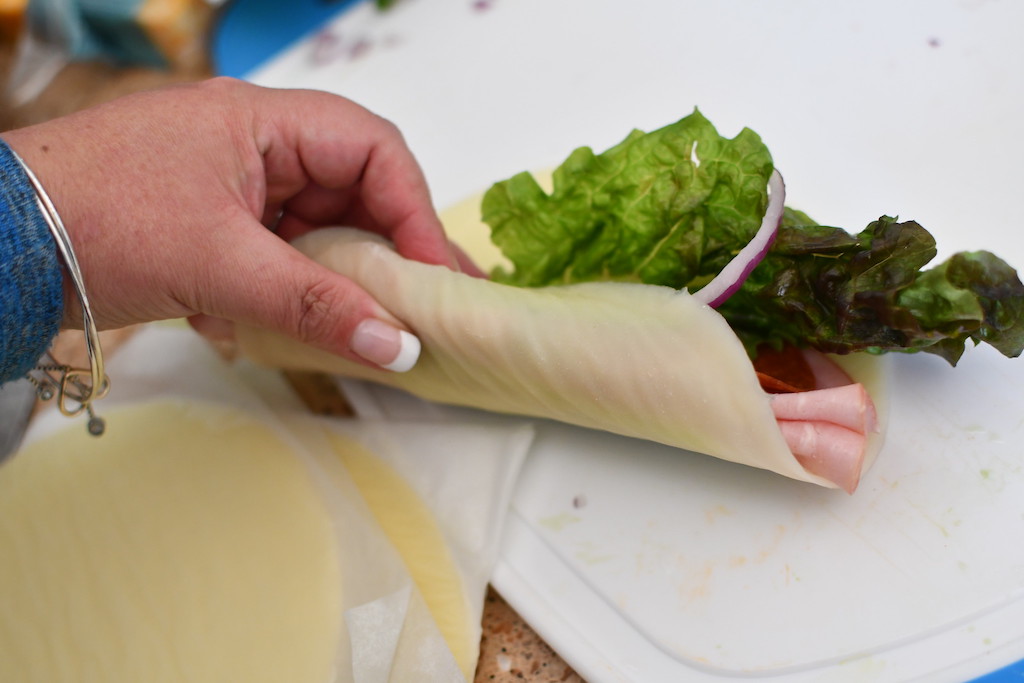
left=236, top=0, right=1024, bottom=679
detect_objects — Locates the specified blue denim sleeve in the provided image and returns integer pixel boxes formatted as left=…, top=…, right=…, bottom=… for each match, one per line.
left=0, top=138, right=64, bottom=384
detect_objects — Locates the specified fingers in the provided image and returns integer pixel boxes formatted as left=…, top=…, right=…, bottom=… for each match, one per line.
left=451, top=241, right=489, bottom=278
left=190, top=220, right=421, bottom=372
left=187, top=314, right=235, bottom=342
left=187, top=314, right=241, bottom=362
left=254, top=86, right=458, bottom=270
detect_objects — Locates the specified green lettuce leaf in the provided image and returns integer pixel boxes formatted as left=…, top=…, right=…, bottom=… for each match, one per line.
left=483, top=109, right=773, bottom=289
left=481, top=111, right=1024, bottom=364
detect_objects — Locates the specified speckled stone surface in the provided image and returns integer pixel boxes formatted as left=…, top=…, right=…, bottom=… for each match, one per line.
left=475, top=586, right=584, bottom=682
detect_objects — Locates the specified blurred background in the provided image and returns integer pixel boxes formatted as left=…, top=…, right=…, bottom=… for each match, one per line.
left=0, top=0, right=213, bottom=129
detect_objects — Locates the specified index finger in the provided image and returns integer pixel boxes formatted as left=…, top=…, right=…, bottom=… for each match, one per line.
left=252, top=85, right=457, bottom=268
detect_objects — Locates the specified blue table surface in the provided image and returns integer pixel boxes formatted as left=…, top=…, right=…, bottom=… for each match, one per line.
left=211, top=0, right=364, bottom=78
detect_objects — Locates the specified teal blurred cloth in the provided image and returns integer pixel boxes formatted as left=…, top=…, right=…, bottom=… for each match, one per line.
left=26, top=0, right=201, bottom=67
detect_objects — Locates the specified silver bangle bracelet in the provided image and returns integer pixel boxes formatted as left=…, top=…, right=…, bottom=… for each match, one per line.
left=13, top=150, right=109, bottom=436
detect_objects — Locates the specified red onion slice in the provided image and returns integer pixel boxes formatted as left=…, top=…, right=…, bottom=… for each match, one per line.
left=692, top=169, right=786, bottom=307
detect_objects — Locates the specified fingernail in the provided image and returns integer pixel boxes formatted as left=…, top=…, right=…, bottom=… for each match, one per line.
left=351, top=319, right=421, bottom=372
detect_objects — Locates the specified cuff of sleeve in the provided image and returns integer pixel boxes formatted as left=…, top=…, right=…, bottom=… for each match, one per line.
left=0, top=138, right=64, bottom=383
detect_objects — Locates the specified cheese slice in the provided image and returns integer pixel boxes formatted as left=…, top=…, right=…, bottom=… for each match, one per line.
left=239, top=228, right=890, bottom=488
left=0, top=398, right=482, bottom=682
left=0, top=400, right=342, bottom=683
left=328, top=431, right=477, bottom=681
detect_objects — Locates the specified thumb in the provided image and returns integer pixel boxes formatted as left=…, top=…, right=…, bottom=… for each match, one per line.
left=194, top=228, right=421, bottom=372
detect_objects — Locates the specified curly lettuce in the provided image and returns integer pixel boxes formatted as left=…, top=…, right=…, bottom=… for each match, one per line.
left=481, top=110, right=1024, bottom=364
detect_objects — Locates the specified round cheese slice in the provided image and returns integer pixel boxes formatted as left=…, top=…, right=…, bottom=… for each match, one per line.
left=0, top=400, right=343, bottom=683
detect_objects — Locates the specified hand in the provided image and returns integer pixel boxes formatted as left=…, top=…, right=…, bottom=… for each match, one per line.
left=2, top=77, right=469, bottom=371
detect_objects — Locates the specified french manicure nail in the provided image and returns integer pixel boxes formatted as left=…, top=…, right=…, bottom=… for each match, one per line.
left=351, top=319, right=421, bottom=372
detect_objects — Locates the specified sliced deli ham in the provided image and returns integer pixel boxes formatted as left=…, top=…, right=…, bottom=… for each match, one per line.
left=770, top=383, right=878, bottom=435
left=776, top=420, right=867, bottom=495
left=763, top=351, right=880, bottom=493
left=238, top=229, right=888, bottom=492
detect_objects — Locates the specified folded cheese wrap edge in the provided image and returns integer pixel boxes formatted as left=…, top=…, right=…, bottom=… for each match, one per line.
left=238, top=229, right=889, bottom=490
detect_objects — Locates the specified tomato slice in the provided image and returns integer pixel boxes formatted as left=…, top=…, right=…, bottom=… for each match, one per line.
left=753, top=345, right=816, bottom=393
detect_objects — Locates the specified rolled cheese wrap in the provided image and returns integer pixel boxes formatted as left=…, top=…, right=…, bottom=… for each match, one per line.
left=238, top=229, right=886, bottom=489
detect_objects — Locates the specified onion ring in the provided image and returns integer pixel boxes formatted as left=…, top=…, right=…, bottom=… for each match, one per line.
left=693, top=169, right=785, bottom=307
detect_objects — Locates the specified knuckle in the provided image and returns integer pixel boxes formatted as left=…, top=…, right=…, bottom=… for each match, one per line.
left=295, top=280, right=349, bottom=348
left=200, top=75, right=244, bottom=94
left=373, top=115, right=404, bottom=142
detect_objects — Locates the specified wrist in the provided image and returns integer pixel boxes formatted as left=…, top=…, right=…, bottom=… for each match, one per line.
left=1, top=135, right=110, bottom=434
left=0, top=136, right=64, bottom=381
